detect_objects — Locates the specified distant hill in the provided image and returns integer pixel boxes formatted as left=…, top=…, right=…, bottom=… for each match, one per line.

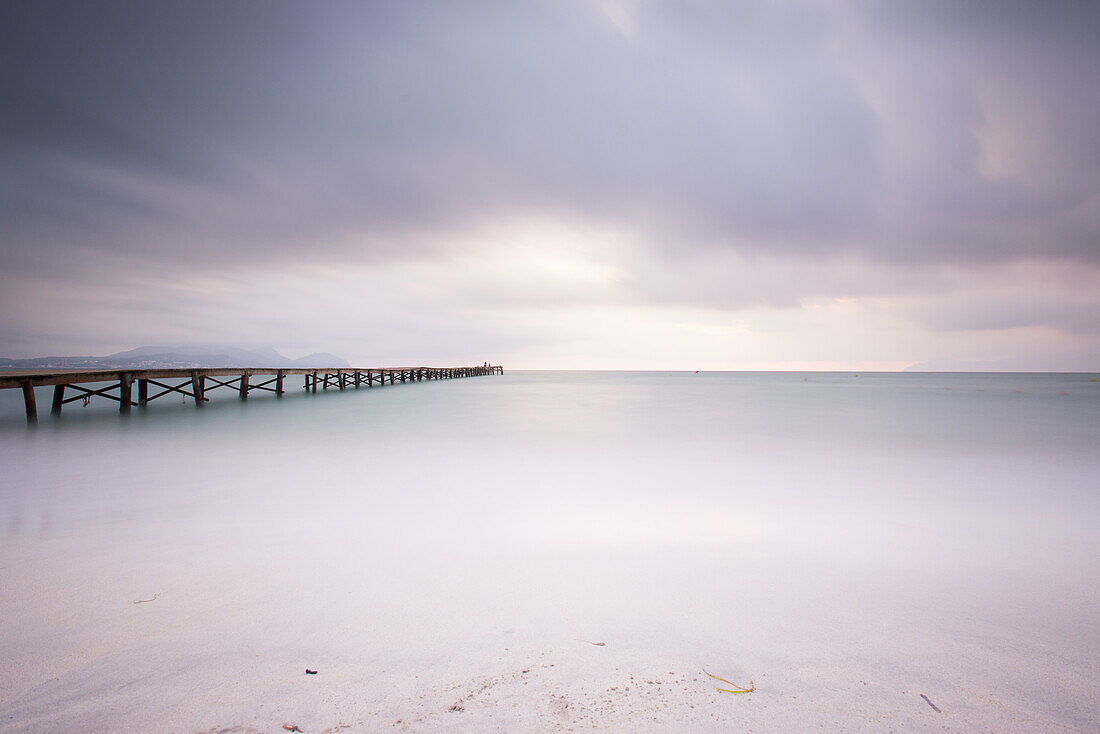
left=903, top=358, right=1018, bottom=372
left=0, top=346, right=350, bottom=370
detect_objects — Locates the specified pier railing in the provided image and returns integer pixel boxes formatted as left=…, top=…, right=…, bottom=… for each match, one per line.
left=1, top=365, right=503, bottom=423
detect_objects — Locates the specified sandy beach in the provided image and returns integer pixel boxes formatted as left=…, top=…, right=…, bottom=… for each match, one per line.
left=3, top=519, right=1095, bottom=733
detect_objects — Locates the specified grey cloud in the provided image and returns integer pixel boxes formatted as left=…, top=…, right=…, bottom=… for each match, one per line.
left=912, top=291, right=1100, bottom=336
left=1, top=1, right=1098, bottom=295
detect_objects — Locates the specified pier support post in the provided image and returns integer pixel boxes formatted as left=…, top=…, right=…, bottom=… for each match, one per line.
left=192, top=372, right=205, bottom=406
left=119, top=373, right=132, bottom=413
left=355, top=371, right=361, bottom=388
left=276, top=371, right=285, bottom=396
left=138, top=378, right=149, bottom=406
left=51, top=385, right=64, bottom=416
left=239, top=373, right=250, bottom=400
left=339, top=371, right=346, bottom=390
left=312, top=372, right=318, bottom=393
left=21, top=381, right=37, bottom=424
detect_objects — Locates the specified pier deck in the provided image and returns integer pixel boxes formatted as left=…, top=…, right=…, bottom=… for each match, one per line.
left=1, top=365, right=503, bottom=423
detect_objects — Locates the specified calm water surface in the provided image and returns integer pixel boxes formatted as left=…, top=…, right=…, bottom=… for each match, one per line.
left=3, top=370, right=1097, bottom=538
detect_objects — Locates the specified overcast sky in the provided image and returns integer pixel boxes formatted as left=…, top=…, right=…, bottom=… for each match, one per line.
left=2, top=1, right=1097, bottom=369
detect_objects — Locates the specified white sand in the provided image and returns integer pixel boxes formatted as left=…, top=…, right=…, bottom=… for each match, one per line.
left=2, top=514, right=1096, bottom=733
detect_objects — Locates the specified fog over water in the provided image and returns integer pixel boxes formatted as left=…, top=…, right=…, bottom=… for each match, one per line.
left=1, top=371, right=1098, bottom=731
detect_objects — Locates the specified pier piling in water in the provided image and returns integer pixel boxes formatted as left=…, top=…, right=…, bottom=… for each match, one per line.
left=20, top=381, right=37, bottom=423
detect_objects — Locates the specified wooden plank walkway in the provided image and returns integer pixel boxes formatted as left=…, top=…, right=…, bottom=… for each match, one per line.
left=1, top=365, right=503, bottom=423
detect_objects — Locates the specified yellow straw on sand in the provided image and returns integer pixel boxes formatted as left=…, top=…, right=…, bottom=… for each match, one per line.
left=703, top=668, right=755, bottom=693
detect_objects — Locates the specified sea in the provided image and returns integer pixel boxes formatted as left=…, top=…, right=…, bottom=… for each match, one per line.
left=1, top=371, right=1097, bottom=731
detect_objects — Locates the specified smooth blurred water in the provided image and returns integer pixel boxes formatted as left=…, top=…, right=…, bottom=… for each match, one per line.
left=3, top=371, right=1097, bottom=544
left=1, top=371, right=1098, bottom=730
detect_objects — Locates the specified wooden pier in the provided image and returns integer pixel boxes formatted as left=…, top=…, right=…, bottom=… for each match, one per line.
left=1, top=365, right=503, bottom=423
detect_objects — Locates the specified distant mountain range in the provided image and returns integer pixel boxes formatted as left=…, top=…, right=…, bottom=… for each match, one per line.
left=0, top=346, right=350, bottom=370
